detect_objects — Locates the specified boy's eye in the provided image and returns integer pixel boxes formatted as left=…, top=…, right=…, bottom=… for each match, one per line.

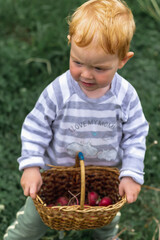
left=95, top=67, right=103, bottom=71
left=95, top=67, right=111, bottom=72
left=74, top=61, right=81, bottom=65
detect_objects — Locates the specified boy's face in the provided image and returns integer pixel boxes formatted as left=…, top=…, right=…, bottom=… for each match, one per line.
left=69, top=40, right=128, bottom=98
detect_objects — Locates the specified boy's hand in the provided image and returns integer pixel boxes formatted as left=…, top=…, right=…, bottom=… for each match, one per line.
left=119, top=177, right=141, bottom=203
left=20, top=167, right=43, bottom=199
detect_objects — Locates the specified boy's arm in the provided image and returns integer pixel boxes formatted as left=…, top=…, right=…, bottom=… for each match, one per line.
left=120, top=87, right=149, bottom=186
left=18, top=82, right=58, bottom=171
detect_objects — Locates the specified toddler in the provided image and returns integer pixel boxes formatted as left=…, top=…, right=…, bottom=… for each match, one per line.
left=4, top=0, right=149, bottom=240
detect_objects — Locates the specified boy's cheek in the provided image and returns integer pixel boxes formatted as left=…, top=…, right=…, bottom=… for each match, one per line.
left=70, top=65, right=79, bottom=80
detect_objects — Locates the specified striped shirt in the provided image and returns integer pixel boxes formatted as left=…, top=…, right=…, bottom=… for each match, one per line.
left=18, top=70, right=149, bottom=184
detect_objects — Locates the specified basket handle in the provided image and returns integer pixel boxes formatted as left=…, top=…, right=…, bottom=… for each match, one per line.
left=78, top=152, right=85, bottom=210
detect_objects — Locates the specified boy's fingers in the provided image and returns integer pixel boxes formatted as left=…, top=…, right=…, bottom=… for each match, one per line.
left=30, top=185, right=37, bottom=199
left=119, top=185, right=124, bottom=197
left=119, top=189, right=123, bottom=197
left=37, top=182, right=42, bottom=193
left=126, top=194, right=137, bottom=204
left=23, top=186, right=30, bottom=197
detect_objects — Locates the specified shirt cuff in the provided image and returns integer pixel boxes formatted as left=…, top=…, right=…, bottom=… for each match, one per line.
left=18, top=156, right=45, bottom=170
left=119, top=169, right=144, bottom=185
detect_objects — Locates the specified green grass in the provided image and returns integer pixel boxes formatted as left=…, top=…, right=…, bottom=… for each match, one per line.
left=0, top=0, right=160, bottom=239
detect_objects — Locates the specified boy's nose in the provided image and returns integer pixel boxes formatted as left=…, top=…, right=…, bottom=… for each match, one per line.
left=81, top=68, right=93, bottom=79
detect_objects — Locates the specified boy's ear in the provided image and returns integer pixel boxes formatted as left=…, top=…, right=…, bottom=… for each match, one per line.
left=118, top=52, right=134, bottom=69
left=67, top=35, right=71, bottom=41
left=67, top=35, right=71, bottom=45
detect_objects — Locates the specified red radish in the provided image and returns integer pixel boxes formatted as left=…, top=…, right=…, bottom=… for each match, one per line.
left=99, top=197, right=112, bottom=206
left=56, top=196, right=69, bottom=206
left=88, top=191, right=99, bottom=206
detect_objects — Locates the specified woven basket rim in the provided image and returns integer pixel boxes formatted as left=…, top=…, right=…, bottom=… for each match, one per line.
left=45, top=164, right=120, bottom=171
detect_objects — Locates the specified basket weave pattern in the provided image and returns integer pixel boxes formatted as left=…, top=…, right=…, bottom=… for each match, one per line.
left=33, top=157, right=126, bottom=230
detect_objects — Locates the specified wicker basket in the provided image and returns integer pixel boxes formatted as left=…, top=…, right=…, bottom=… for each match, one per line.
left=33, top=152, right=126, bottom=230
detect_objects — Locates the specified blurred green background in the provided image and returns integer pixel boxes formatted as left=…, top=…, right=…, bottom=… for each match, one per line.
left=0, top=0, right=160, bottom=239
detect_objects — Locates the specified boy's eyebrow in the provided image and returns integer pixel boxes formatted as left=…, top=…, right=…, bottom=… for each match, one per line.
left=70, top=54, right=82, bottom=62
left=70, top=54, right=76, bottom=59
left=92, top=62, right=113, bottom=69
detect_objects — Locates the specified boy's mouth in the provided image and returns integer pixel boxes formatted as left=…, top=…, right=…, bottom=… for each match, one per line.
left=81, top=81, right=95, bottom=87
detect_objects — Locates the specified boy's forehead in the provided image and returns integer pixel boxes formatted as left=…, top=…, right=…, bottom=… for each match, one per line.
left=70, top=39, right=119, bottom=65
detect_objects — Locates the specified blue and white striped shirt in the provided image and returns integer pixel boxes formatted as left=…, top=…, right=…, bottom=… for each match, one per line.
left=18, top=70, right=149, bottom=184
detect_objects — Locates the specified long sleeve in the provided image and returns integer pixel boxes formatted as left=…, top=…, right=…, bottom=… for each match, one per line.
left=119, top=87, right=149, bottom=185
left=18, top=82, right=58, bottom=170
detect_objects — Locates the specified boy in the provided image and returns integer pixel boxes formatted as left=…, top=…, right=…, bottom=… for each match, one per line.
left=3, top=0, right=149, bottom=240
